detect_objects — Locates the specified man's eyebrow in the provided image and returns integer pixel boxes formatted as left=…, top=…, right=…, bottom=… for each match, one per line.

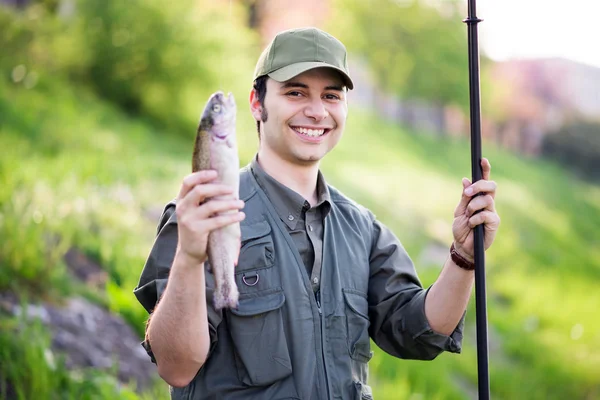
left=280, top=82, right=309, bottom=89
left=280, top=82, right=345, bottom=92
left=324, top=85, right=344, bottom=92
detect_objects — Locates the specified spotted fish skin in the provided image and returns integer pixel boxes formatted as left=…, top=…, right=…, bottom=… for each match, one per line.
left=192, top=91, right=240, bottom=310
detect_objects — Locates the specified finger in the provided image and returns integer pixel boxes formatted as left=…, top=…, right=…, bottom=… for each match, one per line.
left=179, top=183, right=236, bottom=211
left=466, top=194, right=495, bottom=217
left=454, top=177, right=472, bottom=217
left=464, top=179, right=497, bottom=199
left=195, top=199, right=245, bottom=220
left=468, top=210, right=498, bottom=229
left=202, top=211, right=246, bottom=232
left=481, top=158, right=491, bottom=181
left=177, top=170, right=218, bottom=201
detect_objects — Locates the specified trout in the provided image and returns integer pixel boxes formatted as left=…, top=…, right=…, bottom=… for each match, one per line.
left=192, top=91, right=241, bottom=310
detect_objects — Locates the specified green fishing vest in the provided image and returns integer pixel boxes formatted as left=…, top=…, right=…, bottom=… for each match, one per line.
left=167, top=166, right=375, bottom=399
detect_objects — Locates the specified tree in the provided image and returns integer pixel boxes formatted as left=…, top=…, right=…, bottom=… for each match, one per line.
left=329, top=0, right=484, bottom=111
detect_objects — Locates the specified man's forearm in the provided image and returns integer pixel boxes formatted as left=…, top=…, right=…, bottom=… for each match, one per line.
left=424, top=257, right=474, bottom=336
left=147, top=250, right=211, bottom=387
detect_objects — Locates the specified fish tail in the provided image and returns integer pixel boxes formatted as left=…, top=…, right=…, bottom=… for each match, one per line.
left=210, top=244, right=239, bottom=310
left=214, top=280, right=239, bottom=310
left=213, top=266, right=239, bottom=310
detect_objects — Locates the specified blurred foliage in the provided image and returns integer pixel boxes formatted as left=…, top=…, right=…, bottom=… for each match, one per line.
left=1, top=0, right=599, bottom=399
left=541, top=120, right=600, bottom=182
left=4, top=69, right=598, bottom=398
left=328, top=0, right=485, bottom=110
left=0, top=0, right=259, bottom=133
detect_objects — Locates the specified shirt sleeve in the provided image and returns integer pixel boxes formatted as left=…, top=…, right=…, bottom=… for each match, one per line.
left=133, top=201, right=223, bottom=364
left=367, top=218, right=464, bottom=360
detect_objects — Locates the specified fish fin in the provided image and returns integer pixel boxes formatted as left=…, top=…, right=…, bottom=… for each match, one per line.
left=226, top=135, right=236, bottom=149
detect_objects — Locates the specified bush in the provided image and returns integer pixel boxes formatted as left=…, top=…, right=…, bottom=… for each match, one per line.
left=0, top=0, right=259, bottom=133
left=541, top=120, right=600, bottom=181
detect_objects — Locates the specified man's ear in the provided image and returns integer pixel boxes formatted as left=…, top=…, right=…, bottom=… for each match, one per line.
left=249, top=89, right=262, bottom=122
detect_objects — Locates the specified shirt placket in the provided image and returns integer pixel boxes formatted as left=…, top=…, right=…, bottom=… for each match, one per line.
left=306, top=207, right=323, bottom=294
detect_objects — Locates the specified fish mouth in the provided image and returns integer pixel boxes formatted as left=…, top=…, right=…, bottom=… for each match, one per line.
left=209, top=91, right=236, bottom=107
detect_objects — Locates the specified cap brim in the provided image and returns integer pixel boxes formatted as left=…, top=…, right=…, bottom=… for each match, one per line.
left=268, top=61, right=354, bottom=90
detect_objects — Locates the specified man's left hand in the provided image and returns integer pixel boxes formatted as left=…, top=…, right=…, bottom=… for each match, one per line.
left=452, top=158, right=500, bottom=262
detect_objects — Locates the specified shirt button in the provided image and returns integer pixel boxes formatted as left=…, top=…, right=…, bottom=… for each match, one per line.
left=288, top=215, right=294, bottom=221
left=309, top=225, right=313, bottom=231
left=313, top=277, right=319, bottom=284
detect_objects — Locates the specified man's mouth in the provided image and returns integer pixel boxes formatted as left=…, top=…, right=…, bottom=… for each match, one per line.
left=290, top=126, right=331, bottom=138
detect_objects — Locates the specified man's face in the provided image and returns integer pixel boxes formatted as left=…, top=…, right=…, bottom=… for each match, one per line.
left=251, top=68, right=348, bottom=166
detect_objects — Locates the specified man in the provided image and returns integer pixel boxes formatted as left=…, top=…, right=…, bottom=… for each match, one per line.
left=134, top=27, right=500, bottom=399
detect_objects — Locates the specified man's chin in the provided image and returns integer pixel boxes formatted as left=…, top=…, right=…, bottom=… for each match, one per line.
left=292, top=153, right=323, bottom=165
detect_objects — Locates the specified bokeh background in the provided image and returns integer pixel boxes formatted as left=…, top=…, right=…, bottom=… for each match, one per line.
left=1, top=0, right=599, bottom=399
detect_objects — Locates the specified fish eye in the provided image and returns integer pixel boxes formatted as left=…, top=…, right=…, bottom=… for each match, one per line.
left=212, top=104, right=221, bottom=113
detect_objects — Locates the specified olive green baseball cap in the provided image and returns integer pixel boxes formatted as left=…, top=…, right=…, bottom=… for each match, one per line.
left=253, top=27, right=354, bottom=90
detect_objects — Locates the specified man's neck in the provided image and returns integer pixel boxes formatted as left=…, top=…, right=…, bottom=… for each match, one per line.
left=257, top=150, right=319, bottom=205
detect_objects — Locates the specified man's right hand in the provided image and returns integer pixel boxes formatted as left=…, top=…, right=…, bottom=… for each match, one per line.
left=175, top=170, right=245, bottom=265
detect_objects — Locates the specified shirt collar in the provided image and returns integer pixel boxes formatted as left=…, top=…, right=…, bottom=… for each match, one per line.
left=250, top=155, right=331, bottom=230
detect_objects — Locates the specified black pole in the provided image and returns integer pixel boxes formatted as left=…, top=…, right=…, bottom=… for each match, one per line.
left=463, top=1, right=490, bottom=399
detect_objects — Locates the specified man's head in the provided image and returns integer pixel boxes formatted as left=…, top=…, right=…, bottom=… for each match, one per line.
left=250, top=27, right=353, bottom=165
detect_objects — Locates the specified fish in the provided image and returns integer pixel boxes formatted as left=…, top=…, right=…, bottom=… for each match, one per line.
left=192, top=91, right=241, bottom=310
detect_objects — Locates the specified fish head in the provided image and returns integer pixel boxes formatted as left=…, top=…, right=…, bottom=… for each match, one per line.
left=200, top=91, right=236, bottom=140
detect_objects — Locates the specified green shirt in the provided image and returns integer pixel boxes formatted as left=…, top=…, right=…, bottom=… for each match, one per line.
left=250, top=156, right=330, bottom=294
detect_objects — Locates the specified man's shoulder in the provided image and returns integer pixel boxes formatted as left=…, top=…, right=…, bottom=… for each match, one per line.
left=327, top=184, right=375, bottom=222
left=239, top=165, right=258, bottom=201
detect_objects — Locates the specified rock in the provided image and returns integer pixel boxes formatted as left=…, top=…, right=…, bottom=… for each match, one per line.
left=0, top=291, right=19, bottom=315
left=63, top=247, right=108, bottom=290
left=5, top=294, right=157, bottom=392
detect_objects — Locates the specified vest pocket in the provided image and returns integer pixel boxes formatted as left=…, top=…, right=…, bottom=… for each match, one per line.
left=343, top=289, right=374, bottom=363
left=353, top=381, right=374, bottom=400
left=236, top=221, right=277, bottom=295
left=227, top=288, right=292, bottom=386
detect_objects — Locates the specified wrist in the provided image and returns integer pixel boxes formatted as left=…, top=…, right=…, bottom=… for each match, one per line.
left=450, top=242, right=475, bottom=271
left=175, top=247, right=207, bottom=269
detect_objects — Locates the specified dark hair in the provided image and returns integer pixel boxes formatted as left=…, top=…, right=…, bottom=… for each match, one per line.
left=252, top=75, right=268, bottom=138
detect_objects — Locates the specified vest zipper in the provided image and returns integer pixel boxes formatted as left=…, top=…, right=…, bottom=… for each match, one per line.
left=315, top=289, right=330, bottom=398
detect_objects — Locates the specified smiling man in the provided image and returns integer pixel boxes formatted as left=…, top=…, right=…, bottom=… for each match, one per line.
left=134, top=27, right=501, bottom=399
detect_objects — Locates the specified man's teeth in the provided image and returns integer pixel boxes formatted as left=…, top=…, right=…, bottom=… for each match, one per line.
left=295, top=127, right=325, bottom=137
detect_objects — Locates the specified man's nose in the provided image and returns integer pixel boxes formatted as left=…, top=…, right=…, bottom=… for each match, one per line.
left=304, top=98, right=328, bottom=122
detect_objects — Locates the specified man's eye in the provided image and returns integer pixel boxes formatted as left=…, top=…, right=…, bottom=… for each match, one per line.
left=325, top=94, right=340, bottom=100
left=286, top=91, right=302, bottom=97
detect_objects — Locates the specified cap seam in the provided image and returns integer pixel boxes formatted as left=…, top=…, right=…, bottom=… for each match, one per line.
left=268, top=34, right=279, bottom=72
left=314, top=29, right=318, bottom=61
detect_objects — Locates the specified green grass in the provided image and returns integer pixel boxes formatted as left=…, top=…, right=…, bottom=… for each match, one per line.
left=1, top=69, right=599, bottom=399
